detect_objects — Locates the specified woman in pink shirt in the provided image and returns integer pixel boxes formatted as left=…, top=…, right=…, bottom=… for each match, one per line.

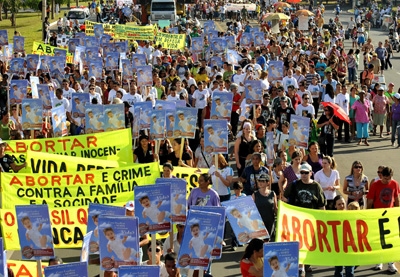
left=351, top=90, right=371, bottom=146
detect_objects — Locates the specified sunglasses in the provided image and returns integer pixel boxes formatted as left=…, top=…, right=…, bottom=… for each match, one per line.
left=149, top=248, right=161, bottom=253
left=324, top=109, right=329, bottom=111
left=354, top=166, right=362, bottom=169
left=377, top=171, right=382, bottom=174
left=303, top=98, right=309, bottom=100
left=300, top=171, right=310, bottom=174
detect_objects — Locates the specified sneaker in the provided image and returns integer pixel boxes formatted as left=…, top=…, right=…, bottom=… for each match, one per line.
left=375, top=263, right=383, bottom=270
left=388, top=263, right=397, bottom=273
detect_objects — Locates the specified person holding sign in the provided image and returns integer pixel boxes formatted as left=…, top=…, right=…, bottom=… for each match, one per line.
left=0, top=139, right=26, bottom=172
left=167, top=139, right=192, bottom=167
left=141, top=240, right=168, bottom=277
left=188, top=173, right=220, bottom=208
left=240, top=238, right=264, bottom=277
left=209, top=154, right=233, bottom=202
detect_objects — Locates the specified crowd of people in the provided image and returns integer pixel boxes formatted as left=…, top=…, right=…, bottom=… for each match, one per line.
left=0, top=0, right=400, bottom=276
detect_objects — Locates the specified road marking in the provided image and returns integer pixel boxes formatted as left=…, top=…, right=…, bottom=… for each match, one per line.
left=215, top=20, right=223, bottom=32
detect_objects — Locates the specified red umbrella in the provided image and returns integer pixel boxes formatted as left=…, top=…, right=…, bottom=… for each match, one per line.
left=287, top=0, right=301, bottom=3
left=321, top=102, right=351, bottom=124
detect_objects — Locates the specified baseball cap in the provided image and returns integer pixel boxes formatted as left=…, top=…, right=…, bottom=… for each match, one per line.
left=0, top=138, right=7, bottom=148
left=394, top=93, right=400, bottom=99
left=389, top=83, right=395, bottom=87
left=123, top=101, right=132, bottom=108
left=125, top=200, right=135, bottom=211
left=258, top=173, right=271, bottom=182
left=300, top=163, right=312, bottom=173
left=255, top=124, right=264, bottom=131
left=89, top=76, right=96, bottom=81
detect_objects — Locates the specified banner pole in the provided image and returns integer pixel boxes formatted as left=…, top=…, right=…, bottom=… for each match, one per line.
left=199, top=270, right=204, bottom=277
left=169, top=224, right=174, bottom=252
left=37, top=259, right=43, bottom=277
left=151, top=234, right=156, bottom=265
left=31, top=129, right=34, bottom=139
left=214, top=154, right=219, bottom=191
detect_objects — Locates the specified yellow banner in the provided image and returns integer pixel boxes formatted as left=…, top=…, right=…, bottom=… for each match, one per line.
left=156, top=32, right=186, bottom=50
left=85, top=20, right=115, bottom=36
left=276, top=201, right=400, bottom=266
left=4, top=129, right=133, bottom=168
left=1, top=162, right=160, bottom=209
left=25, top=151, right=129, bottom=173
left=32, top=41, right=73, bottom=64
left=7, top=260, right=45, bottom=276
left=114, top=24, right=157, bottom=40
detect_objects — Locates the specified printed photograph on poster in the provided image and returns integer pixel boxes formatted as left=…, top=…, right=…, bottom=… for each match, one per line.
left=150, top=109, right=166, bottom=140
left=101, top=34, right=112, bottom=45
left=155, top=100, right=176, bottom=111
left=268, top=61, right=284, bottom=83
left=210, top=39, right=227, bottom=55
left=288, top=115, right=310, bottom=148
left=134, top=101, right=152, bottom=130
left=115, top=42, right=126, bottom=53
left=266, top=131, right=274, bottom=165
left=54, top=48, right=67, bottom=58
left=241, top=33, right=252, bottom=47
left=30, top=76, right=40, bottom=99
left=298, top=15, right=309, bottom=31
left=245, top=80, right=262, bottom=104
left=173, top=107, right=197, bottom=138
left=86, top=203, right=126, bottom=254
left=226, top=49, right=240, bottom=66
left=131, top=54, right=146, bottom=68
left=10, top=80, right=28, bottom=104
left=210, top=56, right=223, bottom=68
left=49, top=56, right=65, bottom=73
left=250, top=27, right=259, bottom=36
left=132, top=108, right=140, bottom=139
left=15, top=205, right=54, bottom=260
left=155, top=178, right=187, bottom=222
left=26, top=54, right=39, bottom=72
left=264, top=242, right=300, bottom=277
left=0, top=30, right=8, bottom=46
left=208, top=30, right=218, bottom=41
left=177, top=210, right=220, bottom=270
left=51, top=69, right=64, bottom=88
left=105, top=53, right=119, bottom=71
left=86, top=47, right=99, bottom=60
left=74, top=46, right=85, bottom=65
left=75, top=32, right=86, bottom=45
left=104, top=104, right=125, bottom=131
left=210, top=92, right=233, bottom=120
left=175, top=100, right=186, bottom=107
left=56, top=34, right=69, bottom=48
left=51, top=105, right=68, bottom=137
left=72, top=93, right=90, bottom=118
left=85, top=104, right=105, bottom=133
left=9, top=58, right=25, bottom=75
left=0, top=238, right=6, bottom=277
left=204, top=119, right=228, bottom=154
left=121, top=59, right=133, bottom=80
left=44, top=262, right=88, bottom=277
left=203, top=21, right=215, bottom=33
left=37, top=84, right=52, bottom=109
left=68, top=38, right=79, bottom=54
left=103, top=42, right=114, bottom=54
left=191, top=206, right=225, bottom=259
left=134, top=183, right=171, bottom=235
left=169, top=27, right=179, bottom=34
left=165, top=110, right=175, bottom=138
left=226, top=36, right=236, bottom=50
left=222, top=196, right=269, bottom=245
left=137, top=65, right=152, bottom=87
left=13, top=36, right=24, bottom=53
left=191, top=37, right=203, bottom=54
left=93, top=24, right=104, bottom=39
left=254, top=32, right=264, bottom=47
left=118, top=265, right=160, bottom=277
left=81, top=231, right=92, bottom=263
left=84, top=36, right=98, bottom=48
left=89, top=60, right=103, bottom=80
left=22, top=100, right=43, bottom=130
left=39, top=56, right=51, bottom=72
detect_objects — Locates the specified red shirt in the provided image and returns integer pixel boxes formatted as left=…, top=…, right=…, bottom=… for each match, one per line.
left=289, top=93, right=301, bottom=110
left=366, top=179, right=400, bottom=209
left=232, top=92, right=241, bottom=112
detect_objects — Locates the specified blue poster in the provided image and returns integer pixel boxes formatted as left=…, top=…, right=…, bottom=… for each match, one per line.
left=114, top=42, right=126, bottom=53
left=155, top=100, right=175, bottom=111
left=85, top=104, right=105, bottom=133
left=289, top=115, right=310, bottom=149
left=51, top=69, right=64, bottom=88
left=44, top=262, right=88, bottom=277
left=191, top=37, right=203, bottom=54
left=26, top=54, right=39, bottom=73
left=104, top=104, right=125, bottom=131
left=0, top=30, right=8, bottom=46
left=105, top=52, right=120, bottom=71
left=51, top=105, right=68, bottom=137
left=30, top=76, right=40, bottom=99
left=86, top=46, right=99, bottom=60
left=0, top=238, right=7, bottom=277
left=75, top=32, right=86, bottom=45
left=210, top=92, right=233, bottom=120
left=71, top=93, right=89, bottom=118
left=165, top=109, right=175, bottom=138
left=226, top=49, right=240, bottom=66
left=121, top=59, right=133, bottom=80
left=156, top=178, right=187, bottom=223
left=177, top=210, right=221, bottom=270
left=254, top=32, right=265, bottom=47
left=74, top=46, right=85, bottom=65
left=268, top=61, right=284, bottom=83
left=118, top=265, right=160, bottom=276
left=241, top=33, right=252, bottom=47
left=68, top=38, right=80, bottom=54
left=150, top=109, right=166, bottom=140
left=169, top=27, right=178, bottom=34
left=264, top=242, right=300, bottom=277
left=49, top=56, right=65, bottom=73
left=226, top=35, right=236, bottom=50
left=210, top=56, right=223, bottom=68
left=222, top=196, right=269, bottom=245
left=9, top=58, right=24, bottom=75
left=102, top=42, right=114, bottom=53
left=93, top=24, right=104, bottom=39
left=101, top=34, right=111, bottom=45
left=208, top=30, right=218, bottom=41
left=131, top=54, right=146, bottom=68
left=134, top=101, right=152, bottom=130
left=13, top=36, right=24, bottom=53
left=21, top=99, right=43, bottom=130
left=203, top=21, right=215, bottom=32
left=210, top=39, right=227, bottom=55
left=84, top=36, right=98, bottom=48
left=15, top=205, right=54, bottom=260
left=132, top=108, right=140, bottom=139
left=204, top=119, right=228, bottom=154
left=39, top=55, right=51, bottom=72
left=89, top=60, right=103, bottom=80
left=137, top=65, right=152, bottom=87
left=10, top=80, right=28, bottom=104
left=99, top=216, right=140, bottom=271
left=173, top=107, right=197, bottom=139
left=266, top=131, right=274, bottom=166
left=81, top=231, right=92, bottom=263
left=54, top=48, right=67, bottom=58
left=245, top=80, right=262, bottom=104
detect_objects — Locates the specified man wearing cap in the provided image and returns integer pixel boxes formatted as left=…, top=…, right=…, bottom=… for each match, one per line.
left=370, top=53, right=381, bottom=74
left=240, top=152, right=269, bottom=196
left=372, top=86, right=389, bottom=138
left=271, top=86, right=293, bottom=113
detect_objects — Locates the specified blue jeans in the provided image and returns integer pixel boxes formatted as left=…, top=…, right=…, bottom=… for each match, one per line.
left=334, top=266, right=355, bottom=277
left=348, top=67, right=356, bottom=83
left=356, top=122, right=369, bottom=139
left=392, top=119, right=400, bottom=144
left=221, top=13, right=225, bottom=21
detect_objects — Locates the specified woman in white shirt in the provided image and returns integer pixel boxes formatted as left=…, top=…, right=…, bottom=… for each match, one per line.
left=208, top=154, right=233, bottom=202
left=314, top=156, right=340, bottom=210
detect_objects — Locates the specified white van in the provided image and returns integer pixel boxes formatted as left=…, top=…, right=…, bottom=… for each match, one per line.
left=67, top=7, right=90, bottom=26
left=150, top=0, right=178, bottom=25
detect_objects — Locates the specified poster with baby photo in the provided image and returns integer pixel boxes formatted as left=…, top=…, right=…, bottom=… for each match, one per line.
left=21, top=99, right=43, bottom=130
left=93, top=24, right=104, bottom=39
left=121, top=59, right=133, bottom=80
left=51, top=69, right=64, bottom=88
left=105, top=52, right=120, bottom=71
left=81, top=231, right=92, bottom=263
left=288, top=115, right=310, bottom=149
left=30, top=76, right=40, bottom=99
left=210, top=92, right=233, bottom=120
left=137, top=65, right=152, bottom=87
left=26, top=54, right=39, bottom=73
left=119, top=265, right=160, bottom=277
left=191, top=206, right=225, bottom=259
left=10, top=80, right=28, bottom=104
left=204, top=21, right=215, bottom=32
left=87, top=203, right=126, bottom=255
left=191, top=37, right=203, bottom=54
left=0, top=238, right=6, bottom=277
left=245, top=80, right=262, bottom=104
left=98, top=216, right=140, bottom=271
left=89, top=60, right=103, bottom=80
left=210, top=39, right=227, bottom=55
left=36, top=84, right=52, bottom=109
left=71, top=93, right=90, bottom=118
left=49, top=56, right=65, bottom=73
left=207, top=30, right=218, bottom=41
left=150, top=109, right=166, bottom=140
left=165, top=110, right=175, bottom=138
left=114, top=42, right=126, bottom=53
left=100, top=34, right=111, bottom=46
left=54, top=48, right=67, bottom=59
left=254, top=32, right=264, bottom=47
left=264, top=242, right=299, bottom=277
left=132, top=108, right=140, bottom=139
left=222, top=196, right=269, bottom=245
left=173, top=107, right=197, bottom=139
left=39, top=55, right=51, bottom=72
left=241, top=33, right=252, bottom=47
left=134, top=184, right=172, bottom=235
left=84, top=36, right=98, bottom=48
left=74, top=46, right=85, bottom=65
left=15, top=205, right=54, bottom=260
left=226, top=49, right=240, bottom=66
left=156, top=178, right=187, bottom=223
left=155, top=100, right=176, bottom=111
left=104, top=104, right=125, bottom=131
left=210, top=56, right=222, bottom=68
left=2, top=44, right=13, bottom=62
left=75, top=32, right=86, bottom=46
left=51, top=105, right=68, bottom=137
left=0, top=30, right=8, bottom=46
left=44, top=262, right=88, bottom=277
left=85, top=104, right=104, bottom=133
left=177, top=210, right=221, bottom=270
left=102, top=42, right=114, bottom=54
left=266, top=131, right=274, bottom=165
left=268, top=61, right=284, bottom=83
left=204, top=119, right=228, bottom=154
left=134, top=101, right=152, bottom=130
left=13, top=36, right=24, bottom=53
left=226, top=36, right=236, bottom=50
left=131, top=54, right=146, bottom=68
left=68, top=38, right=79, bottom=54
left=86, top=47, right=99, bottom=60
left=9, top=58, right=25, bottom=75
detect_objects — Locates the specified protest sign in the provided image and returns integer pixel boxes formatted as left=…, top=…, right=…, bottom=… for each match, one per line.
left=89, top=60, right=103, bottom=80
left=177, top=210, right=221, bottom=270
left=245, top=80, right=262, bottom=104
left=191, top=206, right=226, bottom=259
left=27, top=54, right=39, bottom=73
left=134, top=183, right=172, bottom=235
left=203, top=21, right=215, bottom=32
left=73, top=46, right=85, bottom=65
left=93, top=24, right=104, bottom=39
left=9, top=58, right=25, bottom=75
left=131, top=54, right=146, bottom=67
left=1, top=162, right=160, bottom=209
left=115, top=41, right=127, bottom=53
left=114, top=24, right=156, bottom=40
left=30, top=76, right=40, bottom=99
left=16, top=205, right=55, bottom=260
left=191, top=37, right=203, bottom=54
left=105, top=52, right=119, bottom=71
left=44, top=262, right=88, bottom=276
left=56, top=34, right=69, bottom=48
left=135, top=101, right=152, bottom=130
left=169, top=26, right=178, bottom=34
left=13, top=36, right=25, bottom=53
left=32, top=41, right=73, bottom=64
left=150, top=109, right=166, bottom=140
left=72, top=93, right=89, bottom=118
left=165, top=110, right=175, bottom=138
left=222, top=196, right=269, bottom=244
left=208, top=30, right=218, bottom=41
left=37, top=84, right=52, bottom=109
left=210, top=39, right=227, bottom=55
left=137, top=65, right=153, bottom=86
left=81, top=231, right=92, bottom=263
left=21, top=99, right=43, bottom=130
left=68, top=38, right=79, bottom=54
left=241, top=33, right=252, bottom=47
left=254, top=32, right=264, bottom=47
left=156, top=32, right=186, bottom=50
left=210, top=56, right=223, bottom=68
left=87, top=203, right=126, bottom=254
left=298, top=15, right=309, bottom=30
left=104, top=104, right=125, bottom=131
left=10, top=80, right=28, bottom=104
left=289, top=115, right=310, bottom=148
left=54, top=48, right=67, bottom=59
left=99, top=216, right=140, bottom=271
left=155, top=100, right=176, bottom=111
left=102, top=42, right=113, bottom=53
left=101, top=34, right=111, bottom=45
left=226, top=36, right=236, bottom=50
left=51, top=105, right=68, bottom=137
left=204, top=120, right=228, bottom=154
left=7, top=260, right=45, bottom=276
left=0, top=239, right=6, bottom=277
left=85, top=105, right=105, bottom=133
left=86, top=46, right=99, bottom=60
left=264, top=242, right=299, bottom=277
left=119, top=265, right=160, bottom=276
left=39, top=55, right=50, bottom=72
left=48, top=56, right=65, bottom=73
left=0, top=30, right=8, bottom=46
left=85, top=20, right=115, bottom=37
left=226, top=49, right=240, bottom=66
left=266, top=131, right=275, bottom=165
left=173, top=107, right=197, bottom=138
left=2, top=44, right=13, bottom=61
left=156, top=178, right=187, bottom=223
left=132, top=108, right=140, bottom=139
left=210, top=92, right=233, bottom=120
left=121, top=59, right=133, bottom=80
left=269, top=61, right=284, bottom=83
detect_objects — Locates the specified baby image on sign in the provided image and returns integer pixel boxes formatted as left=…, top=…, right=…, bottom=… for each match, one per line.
left=21, top=99, right=43, bottom=130
left=245, top=80, right=262, bottom=104
left=37, top=84, right=52, bottom=110
left=204, top=119, right=228, bottom=154
left=264, top=241, right=300, bottom=277
left=81, top=231, right=92, bottom=263
left=137, top=65, right=152, bottom=87
left=51, top=105, right=68, bottom=137
left=26, top=54, right=39, bottom=73
left=85, top=104, right=105, bottom=133
left=288, top=115, right=310, bottom=149
left=72, top=93, right=89, bottom=118
left=222, top=196, right=269, bottom=245
left=165, top=110, right=175, bottom=138
left=210, top=92, right=233, bottom=120
left=192, top=37, right=203, bottom=54
left=15, top=205, right=54, bottom=260
left=104, top=104, right=125, bottom=131
left=134, top=101, right=153, bottom=130
left=156, top=178, right=187, bottom=223
left=150, top=109, right=166, bottom=140
left=10, top=80, right=28, bottom=104
left=173, top=107, right=197, bottom=138
left=268, top=61, right=284, bottom=83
